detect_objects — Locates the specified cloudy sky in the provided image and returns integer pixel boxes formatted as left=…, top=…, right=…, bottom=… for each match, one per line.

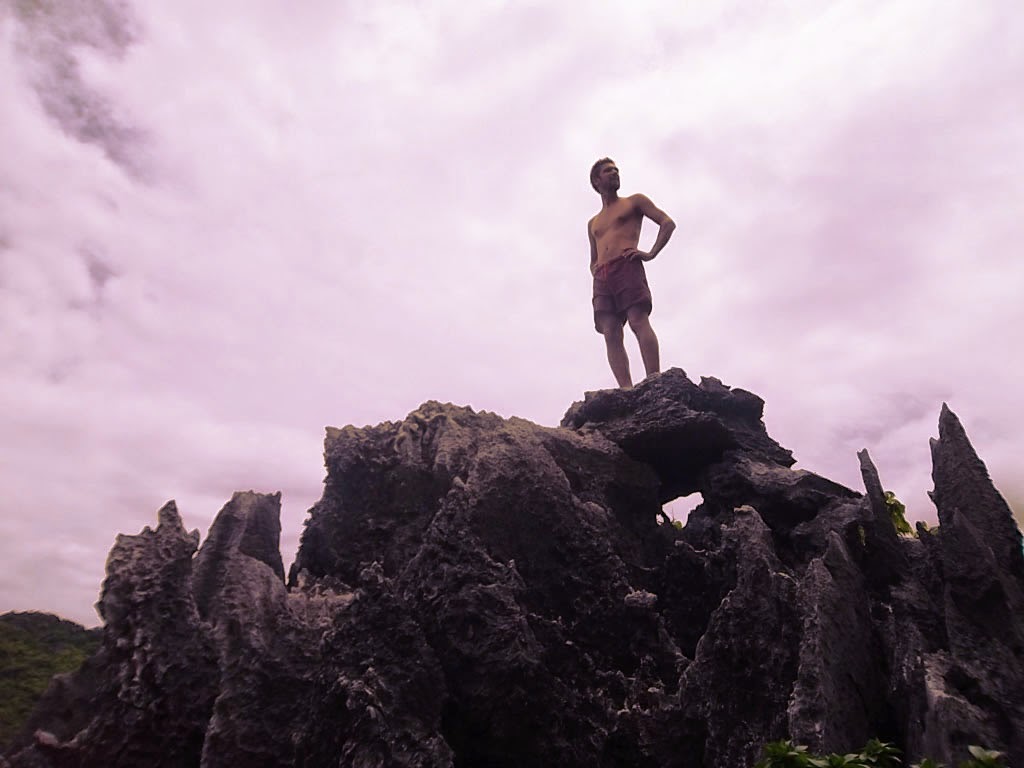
left=1, top=0, right=1021, bottom=627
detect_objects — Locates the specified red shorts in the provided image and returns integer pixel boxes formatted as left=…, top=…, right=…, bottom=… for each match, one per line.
left=592, top=258, right=653, bottom=333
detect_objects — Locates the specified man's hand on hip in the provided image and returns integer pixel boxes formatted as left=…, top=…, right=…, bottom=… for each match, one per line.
left=622, top=247, right=652, bottom=262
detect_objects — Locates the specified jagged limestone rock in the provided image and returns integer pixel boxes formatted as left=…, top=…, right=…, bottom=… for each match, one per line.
left=15, top=502, right=220, bottom=768
left=7, top=370, right=1023, bottom=767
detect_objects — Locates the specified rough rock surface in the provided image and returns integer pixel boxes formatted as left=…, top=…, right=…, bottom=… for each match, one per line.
left=7, top=369, right=1023, bottom=767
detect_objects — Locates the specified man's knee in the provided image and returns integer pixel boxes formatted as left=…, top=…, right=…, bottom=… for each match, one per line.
left=597, top=314, right=625, bottom=342
left=626, top=307, right=652, bottom=333
left=603, top=325, right=625, bottom=345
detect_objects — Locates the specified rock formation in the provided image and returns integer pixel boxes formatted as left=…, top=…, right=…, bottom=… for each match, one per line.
left=6, top=369, right=1023, bottom=768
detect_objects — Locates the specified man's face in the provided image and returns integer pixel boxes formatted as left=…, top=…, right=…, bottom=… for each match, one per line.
left=596, top=162, right=620, bottom=193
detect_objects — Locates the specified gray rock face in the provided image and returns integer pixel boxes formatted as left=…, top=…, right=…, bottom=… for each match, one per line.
left=18, top=502, right=220, bottom=767
left=7, top=369, right=1023, bottom=767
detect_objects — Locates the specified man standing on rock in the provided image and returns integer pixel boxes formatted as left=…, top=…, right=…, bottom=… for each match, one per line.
left=587, top=158, right=676, bottom=389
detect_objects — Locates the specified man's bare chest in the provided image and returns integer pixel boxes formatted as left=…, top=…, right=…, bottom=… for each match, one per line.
left=591, top=202, right=640, bottom=241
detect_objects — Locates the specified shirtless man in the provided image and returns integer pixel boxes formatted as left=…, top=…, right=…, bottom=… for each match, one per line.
left=587, top=158, right=676, bottom=389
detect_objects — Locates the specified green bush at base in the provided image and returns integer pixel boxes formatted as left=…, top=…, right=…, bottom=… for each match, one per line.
left=0, top=612, right=100, bottom=748
left=755, top=739, right=1006, bottom=768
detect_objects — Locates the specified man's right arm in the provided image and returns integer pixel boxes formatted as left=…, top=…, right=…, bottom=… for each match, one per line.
left=588, top=219, right=598, bottom=276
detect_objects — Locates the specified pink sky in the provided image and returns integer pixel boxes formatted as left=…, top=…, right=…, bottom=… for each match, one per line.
left=1, top=0, right=1021, bottom=626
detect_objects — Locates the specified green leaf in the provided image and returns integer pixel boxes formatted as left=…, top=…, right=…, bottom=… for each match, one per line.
left=862, top=738, right=902, bottom=768
left=757, top=740, right=815, bottom=768
left=884, top=491, right=913, bottom=535
left=960, top=745, right=1005, bottom=768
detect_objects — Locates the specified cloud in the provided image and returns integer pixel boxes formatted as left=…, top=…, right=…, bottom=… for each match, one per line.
left=1, top=0, right=1021, bottom=626
left=11, top=0, right=148, bottom=177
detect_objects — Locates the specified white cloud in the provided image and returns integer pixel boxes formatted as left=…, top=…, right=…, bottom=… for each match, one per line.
left=1, top=0, right=1021, bottom=626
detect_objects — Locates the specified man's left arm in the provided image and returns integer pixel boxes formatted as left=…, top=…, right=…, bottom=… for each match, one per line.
left=628, top=194, right=675, bottom=261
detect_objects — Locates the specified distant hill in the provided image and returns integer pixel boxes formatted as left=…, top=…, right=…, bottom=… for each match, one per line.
left=0, top=612, right=100, bottom=748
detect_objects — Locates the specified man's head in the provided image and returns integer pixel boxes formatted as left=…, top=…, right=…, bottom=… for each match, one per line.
left=590, top=157, right=619, bottom=193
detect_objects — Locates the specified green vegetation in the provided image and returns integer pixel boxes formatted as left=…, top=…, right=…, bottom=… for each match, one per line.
left=960, top=746, right=1008, bottom=768
left=755, top=739, right=1006, bottom=768
left=884, top=491, right=913, bottom=535
left=0, top=612, right=100, bottom=748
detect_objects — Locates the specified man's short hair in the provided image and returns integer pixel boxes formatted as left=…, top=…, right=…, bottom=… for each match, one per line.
left=590, top=157, right=615, bottom=192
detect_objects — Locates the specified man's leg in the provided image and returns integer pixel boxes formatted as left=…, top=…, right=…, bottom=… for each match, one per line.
left=597, top=312, right=633, bottom=389
left=627, top=306, right=660, bottom=378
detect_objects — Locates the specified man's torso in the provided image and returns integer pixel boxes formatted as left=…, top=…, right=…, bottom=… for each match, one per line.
left=590, top=196, right=643, bottom=267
